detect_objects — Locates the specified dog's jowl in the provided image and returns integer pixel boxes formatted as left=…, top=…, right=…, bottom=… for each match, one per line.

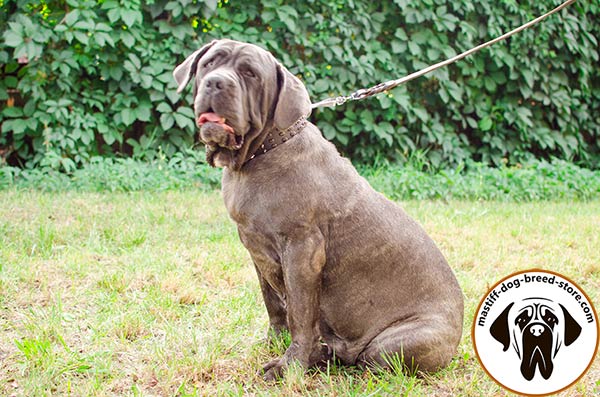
left=174, top=39, right=464, bottom=380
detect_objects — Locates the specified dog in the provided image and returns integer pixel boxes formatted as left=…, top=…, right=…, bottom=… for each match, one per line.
left=173, top=39, right=464, bottom=380
left=490, top=298, right=582, bottom=380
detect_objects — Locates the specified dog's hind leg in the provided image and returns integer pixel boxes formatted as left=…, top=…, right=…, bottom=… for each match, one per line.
left=356, top=318, right=460, bottom=374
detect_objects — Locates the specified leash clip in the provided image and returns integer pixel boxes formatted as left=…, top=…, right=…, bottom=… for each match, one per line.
left=310, top=95, right=349, bottom=109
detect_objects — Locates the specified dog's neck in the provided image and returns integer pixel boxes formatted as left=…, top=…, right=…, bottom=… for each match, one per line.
left=247, top=116, right=308, bottom=162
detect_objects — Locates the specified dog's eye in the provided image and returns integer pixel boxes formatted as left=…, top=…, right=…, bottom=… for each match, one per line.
left=541, top=309, right=558, bottom=326
left=240, top=68, right=256, bottom=78
left=543, top=311, right=558, bottom=325
left=203, top=56, right=221, bottom=68
left=515, top=310, right=531, bottom=330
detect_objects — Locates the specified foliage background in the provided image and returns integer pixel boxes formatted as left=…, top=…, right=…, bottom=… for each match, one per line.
left=1, top=0, right=598, bottom=171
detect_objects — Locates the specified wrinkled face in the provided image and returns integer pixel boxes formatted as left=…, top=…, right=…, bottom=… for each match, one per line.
left=174, top=39, right=312, bottom=170
left=193, top=41, right=279, bottom=167
left=491, top=298, right=583, bottom=381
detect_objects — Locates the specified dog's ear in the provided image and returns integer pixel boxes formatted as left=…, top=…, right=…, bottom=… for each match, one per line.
left=273, top=63, right=311, bottom=131
left=490, top=302, right=514, bottom=351
left=173, top=41, right=217, bottom=94
left=559, top=304, right=582, bottom=346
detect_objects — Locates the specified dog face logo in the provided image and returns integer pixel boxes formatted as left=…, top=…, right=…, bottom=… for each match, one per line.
left=472, top=270, right=598, bottom=395
left=490, top=298, right=582, bottom=380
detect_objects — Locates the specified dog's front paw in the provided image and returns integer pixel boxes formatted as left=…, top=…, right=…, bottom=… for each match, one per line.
left=261, top=357, right=286, bottom=381
left=261, top=343, right=331, bottom=381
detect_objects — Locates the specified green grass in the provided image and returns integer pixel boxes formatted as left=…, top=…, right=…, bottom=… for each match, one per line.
left=1, top=190, right=599, bottom=396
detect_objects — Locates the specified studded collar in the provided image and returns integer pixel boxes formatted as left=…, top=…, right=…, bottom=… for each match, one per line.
left=248, top=116, right=308, bottom=162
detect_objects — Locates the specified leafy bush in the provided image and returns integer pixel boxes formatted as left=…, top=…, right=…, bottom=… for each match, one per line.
left=0, top=149, right=221, bottom=191
left=359, top=158, right=600, bottom=202
left=1, top=0, right=598, bottom=169
left=2, top=155, right=598, bottom=201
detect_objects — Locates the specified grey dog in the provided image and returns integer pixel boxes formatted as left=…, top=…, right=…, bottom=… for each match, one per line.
left=173, top=39, right=464, bottom=380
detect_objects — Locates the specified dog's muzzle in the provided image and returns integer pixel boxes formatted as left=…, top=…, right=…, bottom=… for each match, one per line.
left=197, top=112, right=243, bottom=151
left=520, top=322, right=554, bottom=380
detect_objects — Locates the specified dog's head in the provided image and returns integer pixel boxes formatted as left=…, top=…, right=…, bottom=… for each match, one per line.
left=490, top=298, right=582, bottom=380
left=173, top=39, right=311, bottom=169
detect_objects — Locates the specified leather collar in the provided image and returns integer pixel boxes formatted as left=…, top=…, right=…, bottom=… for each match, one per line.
left=248, top=116, right=308, bottom=161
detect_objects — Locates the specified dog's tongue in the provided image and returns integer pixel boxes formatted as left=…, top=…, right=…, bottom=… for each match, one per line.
left=198, top=112, right=224, bottom=124
left=197, top=112, right=235, bottom=134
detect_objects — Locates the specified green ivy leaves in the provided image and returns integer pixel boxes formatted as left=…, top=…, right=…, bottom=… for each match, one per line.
left=3, top=15, right=46, bottom=60
left=0, top=0, right=598, bottom=170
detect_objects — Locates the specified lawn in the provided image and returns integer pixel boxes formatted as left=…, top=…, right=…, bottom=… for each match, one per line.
left=0, top=190, right=599, bottom=396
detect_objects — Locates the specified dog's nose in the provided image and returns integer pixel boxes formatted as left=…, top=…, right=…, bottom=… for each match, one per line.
left=205, top=75, right=224, bottom=91
left=530, top=324, right=544, bottom=337
left=204, top=74, right=232, bottom=92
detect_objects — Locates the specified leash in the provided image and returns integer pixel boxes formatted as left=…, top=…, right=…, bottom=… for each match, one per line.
left=311, top=0, right=577, bottom=109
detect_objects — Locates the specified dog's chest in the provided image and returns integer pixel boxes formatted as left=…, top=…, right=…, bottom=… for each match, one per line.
left=221, top=166, right=290, bottom=226
left=221, top=170, right=251, bottom=224
left=222, top=172, right=287, bottom=292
